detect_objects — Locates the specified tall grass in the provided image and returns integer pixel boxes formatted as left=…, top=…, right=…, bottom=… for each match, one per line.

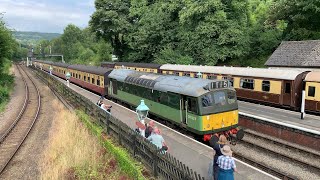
left=40, top=100, right=131, bottom=179
left=76, top=110, right=145, bottom=180
left=0, top=73, right=14, bottom=112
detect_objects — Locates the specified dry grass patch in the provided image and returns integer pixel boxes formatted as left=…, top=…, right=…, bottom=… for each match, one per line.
left=40, top=100, right=129, bottom=180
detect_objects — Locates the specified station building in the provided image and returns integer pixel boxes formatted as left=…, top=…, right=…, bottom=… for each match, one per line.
left=265, top=40, right=320, bottom=71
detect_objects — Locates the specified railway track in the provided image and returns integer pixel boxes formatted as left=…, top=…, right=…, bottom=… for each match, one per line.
left=0, top=65, right=41, bottom=175
left=234, top=129, right=320, bottom=180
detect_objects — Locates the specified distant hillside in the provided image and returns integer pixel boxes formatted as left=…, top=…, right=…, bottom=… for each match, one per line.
left=12, top=31, right=61, bottom=45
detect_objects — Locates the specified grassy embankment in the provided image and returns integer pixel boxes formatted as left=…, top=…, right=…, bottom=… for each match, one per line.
left=0, top=60, right=14, bottom=112
left=40, top=100, right=146, bottom=180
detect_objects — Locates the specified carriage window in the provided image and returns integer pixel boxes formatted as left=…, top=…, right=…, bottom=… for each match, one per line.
left=222, top=76, right=234, bottom=87
left=207, top=75, right=217, bottom=80
left=228, top=78, right=234, bottom=87
left=262, top=81, right=270, bottom=92
left=84, top=76, right=86, bottom=81
left=184, top=72, right=190, bottom=77
left=76, top=74, right=78, bottom=79
left=79, top=75, right=81, bottom=79
left=92, top=78, right=95, bottom=84
left=175, top=72, right=180, bottom=76
left=308, top=86, right=315, bottom=97
left=88, top=77, right=90, bottom=83
left=97, top=79, right=100, bottom=86
left=227, top=91, right=237, bottom=104
left=285, top=83, right=291, bottom=93
left=240, top=79, right=254, bottom=89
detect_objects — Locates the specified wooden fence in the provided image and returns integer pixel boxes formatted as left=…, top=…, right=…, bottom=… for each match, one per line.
left=31, top=67, right=205, bottom=180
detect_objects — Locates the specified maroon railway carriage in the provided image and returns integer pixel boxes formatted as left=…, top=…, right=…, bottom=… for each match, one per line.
left=67, top=65, right=112, bottom=95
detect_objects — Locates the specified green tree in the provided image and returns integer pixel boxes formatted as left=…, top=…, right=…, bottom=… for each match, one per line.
left=0, top=16, right=15, bottom=72
left=177, top=0, right=250, bottom=65
left=90, top=0, right=132, bottom=59
left=269, top=0, right=320, bottom=40
left=126, top=1, right=183, bottom=63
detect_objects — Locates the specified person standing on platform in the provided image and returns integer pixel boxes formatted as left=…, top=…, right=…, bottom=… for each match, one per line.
left=217, top=145, right=237, bottom=180
left=145, top=120, right=155, bottom=138
left=147, top=127, right=168, bottom=153
left=214, top=135, right=228, bottom=180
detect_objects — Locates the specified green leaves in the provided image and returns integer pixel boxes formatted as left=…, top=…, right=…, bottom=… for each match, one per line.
left=269, top=0, right=320, bottom=40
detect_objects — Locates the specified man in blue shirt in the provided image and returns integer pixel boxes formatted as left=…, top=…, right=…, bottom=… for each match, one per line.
left=147, top=127, right=167, bottom=152
left=217, top=145, right=238, bottom=180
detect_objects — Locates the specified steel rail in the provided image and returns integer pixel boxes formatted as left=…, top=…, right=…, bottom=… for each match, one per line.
left=0, top=65, right=41, bottom=175
left=236, top=130, right=320, bottom=179
left=0, top=65, right=29, bottom=142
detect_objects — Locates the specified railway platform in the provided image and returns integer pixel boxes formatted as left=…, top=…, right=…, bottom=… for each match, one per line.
left=239, top=101, right=320, bottom=132
left=48, top=71, right=278, bottom=179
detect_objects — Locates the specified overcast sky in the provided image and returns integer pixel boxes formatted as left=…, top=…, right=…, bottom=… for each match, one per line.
left=0, top=0, right=95, bottom=33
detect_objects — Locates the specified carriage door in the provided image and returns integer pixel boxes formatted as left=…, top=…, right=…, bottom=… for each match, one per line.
left=282, top=81, right=292, bottom=106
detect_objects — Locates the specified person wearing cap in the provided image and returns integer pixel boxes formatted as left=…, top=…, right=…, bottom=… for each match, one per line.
left=217, top=145, right=237, bottom=180
left=208, top=135, right=228, bottom=180
left=147, top=127, right=168, bottom=153
left=145, top=120, right=155, bottom=138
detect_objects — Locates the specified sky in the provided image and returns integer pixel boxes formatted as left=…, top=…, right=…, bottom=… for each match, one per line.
left=0, top=0, right=95, bottom=33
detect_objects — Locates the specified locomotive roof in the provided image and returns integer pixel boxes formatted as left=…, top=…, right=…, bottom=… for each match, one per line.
left=109, top=69, right=230, bottom=97
left=115, top=62, right=161, bottom=69
left=68, top=64, right=112, bottom=75
left=305, top=72, right=320, bottom=82
left=160, top=64, right=306, bottom=80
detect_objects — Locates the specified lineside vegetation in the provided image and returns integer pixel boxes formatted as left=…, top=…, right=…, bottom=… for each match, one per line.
left=40, top=100, right=146, bottom=180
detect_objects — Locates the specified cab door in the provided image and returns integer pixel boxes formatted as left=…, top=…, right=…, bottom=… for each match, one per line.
left=180, top=96, right=187, bottom=125
left=282, top=81, right=292, bottom=106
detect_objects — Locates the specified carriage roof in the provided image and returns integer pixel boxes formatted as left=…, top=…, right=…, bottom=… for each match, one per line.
left=305, top=72, right=320, bottom=82
left=115, top=62, right=162, bottom=69
left=68, top=65, right=112, bottom=75
left=160, top=64, right=306, bottom=80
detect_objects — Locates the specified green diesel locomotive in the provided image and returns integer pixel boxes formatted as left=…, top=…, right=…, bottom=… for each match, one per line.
left=107, top=69, right=243, bottom=142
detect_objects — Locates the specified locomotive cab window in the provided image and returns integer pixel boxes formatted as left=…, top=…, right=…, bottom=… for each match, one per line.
left=262, top=81, right=270, bottom=92
left=187, top=97, right=198, bottom=114
left=227, top=91, right=237, bottom=104
left=308, top=86, right=316, bottom=97
left=240, top=78, right=254, bottom=89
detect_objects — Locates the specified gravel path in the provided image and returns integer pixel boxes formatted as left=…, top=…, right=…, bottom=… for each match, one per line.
left=0, top=66, right=25, bottom=132
left=0, top=66, right=59, bottom=179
